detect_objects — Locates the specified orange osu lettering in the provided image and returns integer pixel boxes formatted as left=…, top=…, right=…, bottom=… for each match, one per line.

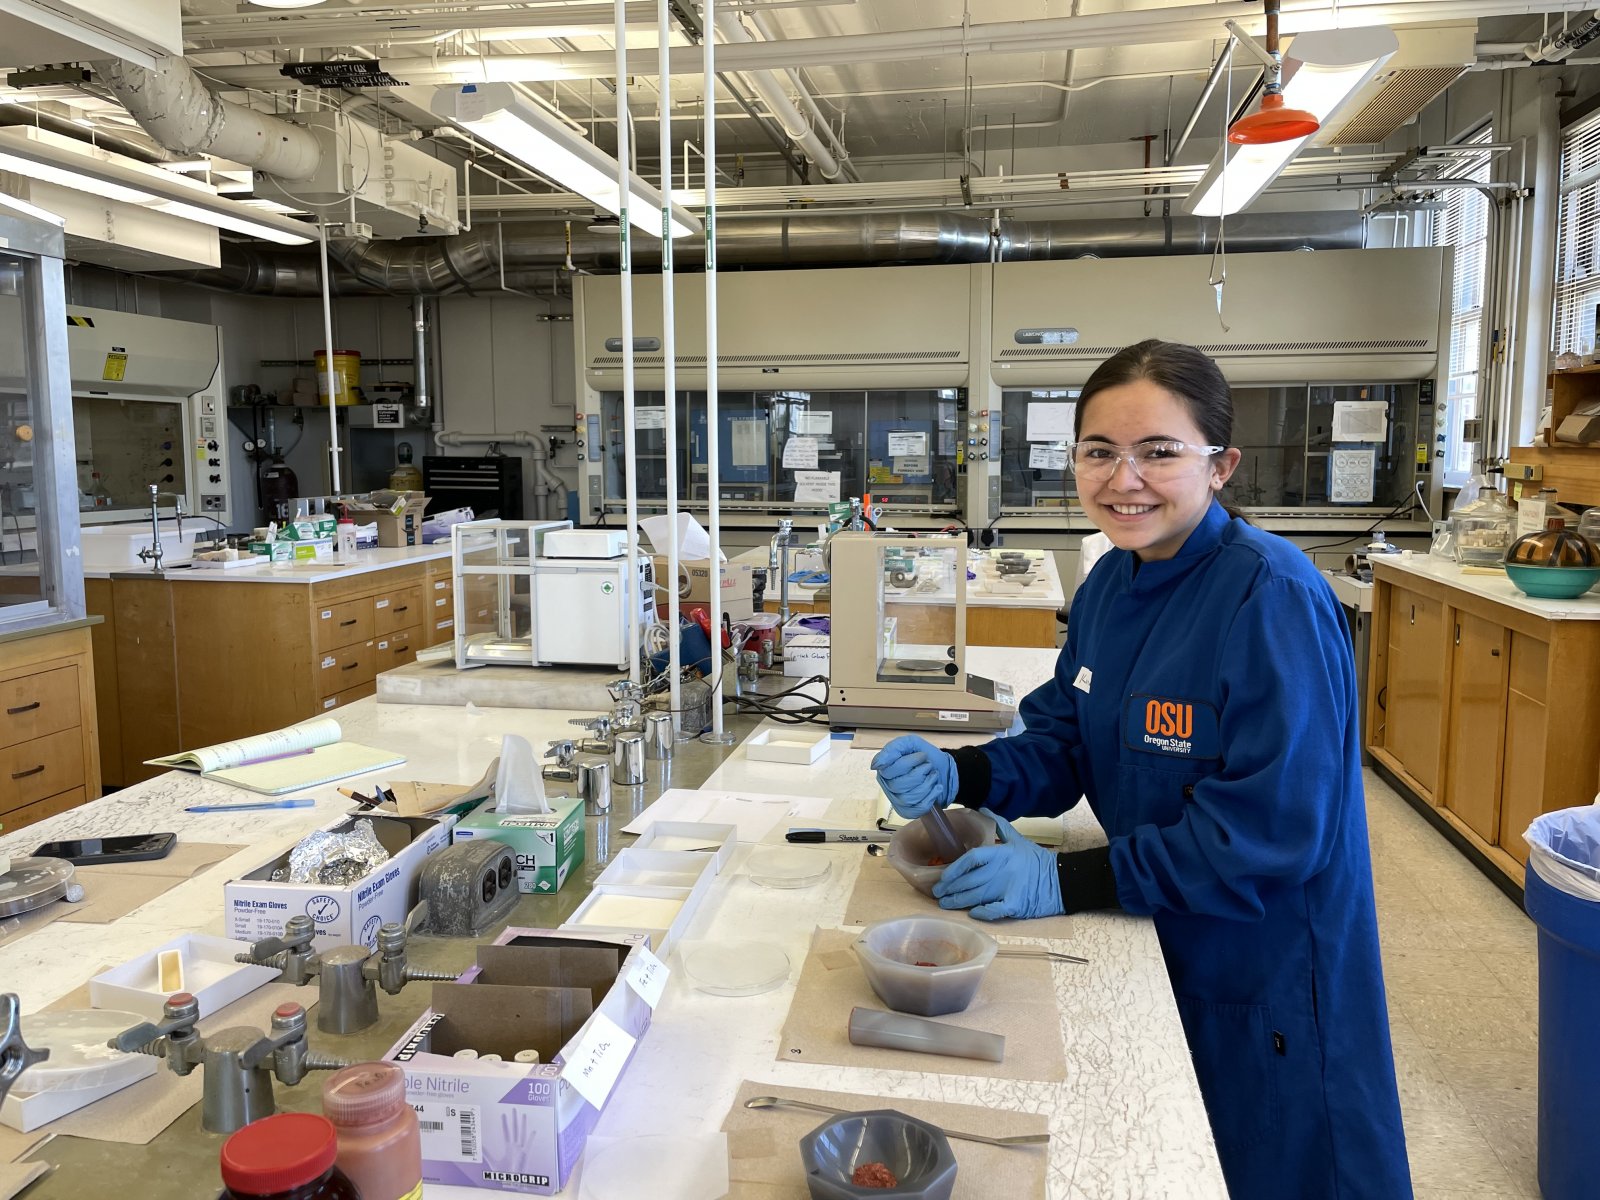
left=1144, top=699, right=1193, bottom=739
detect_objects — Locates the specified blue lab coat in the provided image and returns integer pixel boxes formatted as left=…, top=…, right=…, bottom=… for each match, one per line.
left=974, top=502, right=1411, bottom=1198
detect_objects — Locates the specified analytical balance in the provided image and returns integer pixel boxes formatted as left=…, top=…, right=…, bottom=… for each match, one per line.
left=825, top=532, right=1018, bottom=733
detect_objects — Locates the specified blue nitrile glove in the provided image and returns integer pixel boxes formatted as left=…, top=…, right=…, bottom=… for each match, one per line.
left=933, top=808, right=1062, bottom=921
left=870, top=734, right=958, bottom=819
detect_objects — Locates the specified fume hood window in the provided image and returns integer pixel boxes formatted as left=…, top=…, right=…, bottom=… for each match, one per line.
left=72, top=396, right=188, bottom=514
left=862, top=390, right=959, bottom=508
left=0, top=255, right=43, bottom=615
left=999, top=389, right=1079, bottom=509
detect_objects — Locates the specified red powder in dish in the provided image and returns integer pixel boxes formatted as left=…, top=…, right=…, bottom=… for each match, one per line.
left=926, top=856, right=949, bottom=867
left=852, top=1162, right=899, bottom=1188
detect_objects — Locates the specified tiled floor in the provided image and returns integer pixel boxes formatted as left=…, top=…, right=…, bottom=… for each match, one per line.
left=1365, top=767, right=1542, bottom=1198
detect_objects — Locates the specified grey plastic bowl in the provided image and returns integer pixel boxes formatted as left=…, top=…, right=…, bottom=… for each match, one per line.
left=885, top=808, right=996, bottom=898
left=799, top=1108, right=958, bottom=1200
left=853, top=916, right=998, bottom=1016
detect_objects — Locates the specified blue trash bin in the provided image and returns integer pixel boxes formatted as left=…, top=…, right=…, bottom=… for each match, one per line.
left=1524, top=860, right=1600, bottom=1200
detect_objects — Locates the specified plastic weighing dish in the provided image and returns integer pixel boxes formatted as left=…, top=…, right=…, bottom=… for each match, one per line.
left=747, top=847, right=832, bottom=890
left=680, top=940, right=792, bottom=997
left=14, top=1009, right=154, bottom=1094
left=799, top=1109, right=958, bottom=1200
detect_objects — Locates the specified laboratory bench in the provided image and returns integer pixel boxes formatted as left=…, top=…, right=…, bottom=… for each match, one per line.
left=1366, top=553, right=1600, bottom=895
left=0, top=619, right=102, bottom=835
left=0, top=647, right=1225, bottom=1199
left=84, top=545, right=463, bottom=791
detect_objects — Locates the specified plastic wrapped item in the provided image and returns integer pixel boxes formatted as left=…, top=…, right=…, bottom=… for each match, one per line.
left=846, top=1007, right=1004, bottom=1063
left=798, top=1109, right=958, bottom=1200
left=1526, top=807, right=1600, bottom=901
left=280, top=821, right=390, bottom=886
left=853, top=917, right=997, bottom=1016
left=1451, top=480, right=1517, bottom=565
left=494, top=734, right=549, bottom=814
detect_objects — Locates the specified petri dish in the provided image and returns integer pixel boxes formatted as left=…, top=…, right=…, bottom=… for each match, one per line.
left=746, top=847, right=832, bottom=890
left=680, top=941, right=791, bottom=998
left=0, top=857, right=74, bottom=919
left=14, top=1009, right=155, bottom=1094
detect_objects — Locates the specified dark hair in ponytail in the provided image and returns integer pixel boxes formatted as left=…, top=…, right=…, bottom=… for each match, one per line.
left=1076, top=338, right=1248, bottom=521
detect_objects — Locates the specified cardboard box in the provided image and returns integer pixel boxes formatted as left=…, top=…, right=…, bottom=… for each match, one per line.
left=224, top=813, right=455, bottom=952
left=386, top=929, right=660, bottom=1195
left=349, top=491, right=431, bottom=547
left=248, top=540, right=295, bottom=562
left=291, top=538, right=333, bottom=561
left=451, top=797, right=585, bottom=894
left=652, top=557, right=754, bottom=620
left=782, top=633, right=829, bottom=677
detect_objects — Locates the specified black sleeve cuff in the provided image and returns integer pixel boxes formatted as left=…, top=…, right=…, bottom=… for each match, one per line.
left=948, top=746, right=992, bottom=809
left=1056, top=846, right=1122, bottom=914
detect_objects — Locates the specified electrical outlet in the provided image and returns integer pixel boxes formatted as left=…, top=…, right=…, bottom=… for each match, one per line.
left=202, top=495, right=226, bottom=512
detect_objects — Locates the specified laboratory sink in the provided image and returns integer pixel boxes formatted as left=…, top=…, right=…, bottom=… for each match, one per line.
left=80, top=521, right=200, bottom=571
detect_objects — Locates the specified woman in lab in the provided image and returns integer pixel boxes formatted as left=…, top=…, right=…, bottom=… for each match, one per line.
left=872, top=339, right=1410, bottom=1199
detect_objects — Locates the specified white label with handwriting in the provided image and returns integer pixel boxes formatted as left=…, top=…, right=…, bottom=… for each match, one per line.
left=564, top=1011, right=635, bottom=1109
left=624, top=946, right=669, bottom=1009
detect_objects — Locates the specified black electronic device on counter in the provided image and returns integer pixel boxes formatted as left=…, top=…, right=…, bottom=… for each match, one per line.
left=33, top=832, right=177, bottom=866
left=422, top=455, right=523, bottom=520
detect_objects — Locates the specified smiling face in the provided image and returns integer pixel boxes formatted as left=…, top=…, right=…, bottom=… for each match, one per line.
left=1075, top=377, right=1242, bottom=562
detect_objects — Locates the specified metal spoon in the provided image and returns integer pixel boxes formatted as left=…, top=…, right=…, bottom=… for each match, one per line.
left=997, top=947, right=1090, bottom=965
left=744, top=1095, right=1049, bottom=1147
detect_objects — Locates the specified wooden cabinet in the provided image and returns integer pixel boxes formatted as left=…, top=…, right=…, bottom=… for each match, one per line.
left=86, top=557, right=451, bottom=786
left=0, top=623, right=100, bottom=832
left=1368, top=561, right=1600, bottom=886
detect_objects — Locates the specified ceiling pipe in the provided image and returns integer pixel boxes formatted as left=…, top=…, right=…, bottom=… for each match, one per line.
left=713, top=9, right=843, bottom=181
left=741, top=7, right=859, bottom=182
left=98, top=55, right=322, bottom=181
left=196, top=0, right=1599, bottom=90
left=172, top=210, right=1362, bottom=295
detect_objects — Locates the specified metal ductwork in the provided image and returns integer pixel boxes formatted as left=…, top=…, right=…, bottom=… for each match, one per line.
left=99, top=55, right=323, bottom=181
left=171, top=211, right=1363, bottom=296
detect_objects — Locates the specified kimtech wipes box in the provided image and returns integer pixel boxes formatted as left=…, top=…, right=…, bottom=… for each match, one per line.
left=224, top=813, right=455, bottom=952
left=386, top=928, right=662, bottom=1195
left=451, top=796, right=584, bottom=895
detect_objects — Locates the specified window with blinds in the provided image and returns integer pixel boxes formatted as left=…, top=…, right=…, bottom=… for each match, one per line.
left=1432, top=128, right=1492, bottom=484
left=1553, top=108, right=1600, bottom=357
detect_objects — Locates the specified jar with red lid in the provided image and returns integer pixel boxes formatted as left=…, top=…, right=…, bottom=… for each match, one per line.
left=218, top=1112, right=359, bottom=1200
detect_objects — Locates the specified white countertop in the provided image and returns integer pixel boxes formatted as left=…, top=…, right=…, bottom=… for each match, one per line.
left=0, top=645, right=1221, bottom=1197
left=1374, top=551, right=1600, bottom=621
left=1324, top=569, right=1373, bottom=613
left=92, top=542, right=455, bottom=584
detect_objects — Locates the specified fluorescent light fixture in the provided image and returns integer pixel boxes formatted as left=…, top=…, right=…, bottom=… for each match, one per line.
left=0, top=126, right=316, bottom=245
left=248, top=0, right=328, bottom=7
left=1184, top=26, right=1398, bottom=218
left=432, top=84, right=700, bottom=240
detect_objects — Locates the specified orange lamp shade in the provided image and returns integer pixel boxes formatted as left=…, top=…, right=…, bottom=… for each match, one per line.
left=1228, top=92, right=1320, bottom=145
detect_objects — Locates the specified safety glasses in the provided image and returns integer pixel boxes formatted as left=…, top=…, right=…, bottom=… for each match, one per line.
left=1067, top=439, right=1226, bottom=481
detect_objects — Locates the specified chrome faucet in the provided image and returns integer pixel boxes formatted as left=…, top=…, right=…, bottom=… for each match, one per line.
left=770, top=518, right=798, bottom=628
left=137, top=485, right=188, bottom=572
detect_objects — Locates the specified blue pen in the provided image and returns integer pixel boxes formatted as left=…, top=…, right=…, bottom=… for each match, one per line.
left=183, top=797, right=316, bottom=814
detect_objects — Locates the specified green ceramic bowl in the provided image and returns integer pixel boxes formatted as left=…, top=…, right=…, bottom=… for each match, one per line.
left=1504, top=563, right=1600, bottom=600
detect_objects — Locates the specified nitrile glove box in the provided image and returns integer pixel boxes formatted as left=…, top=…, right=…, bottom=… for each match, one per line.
left=224, top=813, right=455, bottom=952
left=386, top=928, right=662, bottom=1195
left=451, top=797, right=584, bottom=895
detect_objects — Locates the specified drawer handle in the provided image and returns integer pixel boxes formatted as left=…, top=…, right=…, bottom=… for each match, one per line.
left=343, top=661, right=359, bottom=672
left=11, top=764, right=44, bottom=780
left=340, top=618, right=358, bottom=628
left=394, top=605, right=408, bottom=615
left=6, top=701, right=40, bottom=715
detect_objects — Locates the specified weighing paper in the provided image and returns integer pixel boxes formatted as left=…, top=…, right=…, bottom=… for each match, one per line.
left=843, top=849, right=1078, bottom=937
left=777, top=928, right=1067, bottom=1082
left=782, top=437, right=819, bottom=469
left=1025, top=402, right=1076, bottom=442
left=1331, top=399, right=1388, bottom=443
left=731, top=418, right=768, bottom=467
left=1329, top=448, right=1376, bottom=503
left=886, top=431, right=927, bottom=457
left=721, top=1080, right=1048, bottom=1200
left=0, top=1163, right=47, bottom=1198
left=635, top=406, right=667, bottom=430
left=1028, top=445, right=1069, bottom=471
left=622, top=788, right=833, bottom=842
left=793, top=471, right=841, bottom=504
left=795, top=411, right=833, bottom=435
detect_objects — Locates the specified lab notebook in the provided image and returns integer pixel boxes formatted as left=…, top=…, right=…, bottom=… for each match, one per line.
left=146, top=716, right=406, bottom=796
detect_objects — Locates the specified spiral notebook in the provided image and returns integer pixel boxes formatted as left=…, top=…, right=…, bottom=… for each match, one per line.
left=146, top=717, right=405, bottom=796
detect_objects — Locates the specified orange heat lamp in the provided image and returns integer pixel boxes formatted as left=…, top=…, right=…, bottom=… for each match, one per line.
left=1226, top=0, right=1320, bottom=146
left=1228, top=91, right=1321, bottom=145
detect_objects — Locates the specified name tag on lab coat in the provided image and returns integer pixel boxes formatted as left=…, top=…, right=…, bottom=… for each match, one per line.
left=1123, top=693, right=1221, bottom=761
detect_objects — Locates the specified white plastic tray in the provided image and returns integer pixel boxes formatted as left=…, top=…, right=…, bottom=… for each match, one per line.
left=560, top=872, right=713, bottom=955
left=599, top=847, right=718, bottom=891
left=631, top=822, right=736, bottom=872
left=90, top=934, right=281, bottom=1021
left=744, top=728, right=830, bottom=766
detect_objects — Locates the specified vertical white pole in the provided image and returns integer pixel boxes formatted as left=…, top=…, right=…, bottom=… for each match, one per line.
left=702, top=0, right=732, bottom=744
left=318, top=221, right=341, bottom=495
left=659, top=0, right=684, bottom=732
left=615, top=2, right=641, bottom=686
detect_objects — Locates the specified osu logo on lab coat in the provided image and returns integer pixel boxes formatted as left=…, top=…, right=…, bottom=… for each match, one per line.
left=1124, top=693, right=1220, bottom=759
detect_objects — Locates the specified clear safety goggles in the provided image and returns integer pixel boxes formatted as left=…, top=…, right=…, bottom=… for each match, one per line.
left=1067, top=439, right=1226, bottom=482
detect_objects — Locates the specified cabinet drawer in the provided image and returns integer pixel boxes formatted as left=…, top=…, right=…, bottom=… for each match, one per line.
left=0, top=664, right=80, bottom=751
left=315, top=598, right=375, bottom=653
left=1, top=786, right=86, bottom=833
left=318, top=680, right=377, bottom=714
left=374, top=587, right=422, bottom=635
left=375, top=627, right=420, bottom=673
left=317, top=640, right=376, bottom=698
left=427, top=616, right=456, bottom=647
left=1, top=728, right=84, bottom=812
